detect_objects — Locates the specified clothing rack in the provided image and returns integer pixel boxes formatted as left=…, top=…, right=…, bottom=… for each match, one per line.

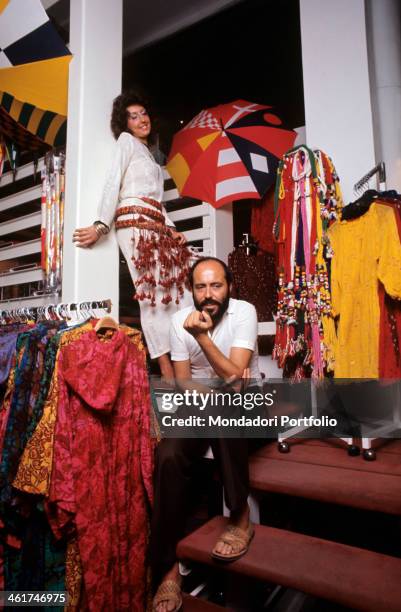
left=353, top=161, right=386, bottom=195
left=0, top=295, right=151, bottom=607
left=0, top=298, right=112, bottom=322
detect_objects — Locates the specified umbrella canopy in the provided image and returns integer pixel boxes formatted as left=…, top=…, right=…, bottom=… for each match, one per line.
left=167, top=100, right=296, bottom=208
left=0, top=0, right=71, bottom=148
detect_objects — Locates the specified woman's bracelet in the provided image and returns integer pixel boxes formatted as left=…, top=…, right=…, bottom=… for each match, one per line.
left=93, top=221, right=110, bottom=236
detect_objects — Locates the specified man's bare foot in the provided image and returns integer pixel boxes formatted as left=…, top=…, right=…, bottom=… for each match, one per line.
left=213, top=503, right=251, bottom=558
left=153, top=563, right=182, bottom=612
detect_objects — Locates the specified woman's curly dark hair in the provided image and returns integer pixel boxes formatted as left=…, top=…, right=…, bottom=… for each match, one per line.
left=110, top=90, right=155, bottom=142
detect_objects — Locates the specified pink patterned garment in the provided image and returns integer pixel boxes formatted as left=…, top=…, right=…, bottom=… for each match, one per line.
left=46, top=329, right=154, bottom=611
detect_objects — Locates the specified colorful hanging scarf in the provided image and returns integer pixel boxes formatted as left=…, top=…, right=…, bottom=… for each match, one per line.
left=272, top=145, right=343, bottom=379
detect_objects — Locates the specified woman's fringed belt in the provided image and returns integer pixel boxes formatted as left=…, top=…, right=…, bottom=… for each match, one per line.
left=115, top=201, right=193, bottom=307
left=115, top=205, right=165, bottom=227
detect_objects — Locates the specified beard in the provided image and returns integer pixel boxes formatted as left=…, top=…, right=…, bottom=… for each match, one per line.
left=193, top=293, right=230, bottom=325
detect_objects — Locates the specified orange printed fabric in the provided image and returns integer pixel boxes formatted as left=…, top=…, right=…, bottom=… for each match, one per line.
left=65, top=538, right=83, bottom=612
left=0, top=358, right=17, bottom=452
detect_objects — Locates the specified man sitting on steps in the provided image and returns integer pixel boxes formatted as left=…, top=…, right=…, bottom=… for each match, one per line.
left=151, top=256, right=261, bottom=612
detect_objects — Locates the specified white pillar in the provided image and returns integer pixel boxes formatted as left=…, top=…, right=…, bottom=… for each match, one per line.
left=210, top=204, right=234, bottom=263
left=299, top=0, right=376, bottom=203
left=63, top=0, right=122, bottom=317
left=366, top=0, right=401, bottom=192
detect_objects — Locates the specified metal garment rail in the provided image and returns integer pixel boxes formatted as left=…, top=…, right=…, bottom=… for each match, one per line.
left=0, top=298, right=112, bottom=321
left=353, top=161, right=386, bottom=194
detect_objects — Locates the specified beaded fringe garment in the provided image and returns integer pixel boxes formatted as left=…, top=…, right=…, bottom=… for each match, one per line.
left=272, top=145, right=343, bottom=379
left=132, top=224, right=192, bottom=306
left=115, top=201, right=193, bottom=306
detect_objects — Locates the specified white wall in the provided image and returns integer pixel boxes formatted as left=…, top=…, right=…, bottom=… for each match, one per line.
left=299, top=0, right=376, bottom=203
left=63, top=0, right=122, bottom=317
left=366, top=0, right=401, bottom=192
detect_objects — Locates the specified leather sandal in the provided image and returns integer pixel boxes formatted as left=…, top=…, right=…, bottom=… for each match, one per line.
left=152, top=579, right=182, bottom=612
left=211, top=522, right=255, bottom=562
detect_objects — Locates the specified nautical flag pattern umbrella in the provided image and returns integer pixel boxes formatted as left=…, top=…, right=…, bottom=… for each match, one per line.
left=167, top=100, right=296, bottom=208
left=0, top=0, right=71, bottom=148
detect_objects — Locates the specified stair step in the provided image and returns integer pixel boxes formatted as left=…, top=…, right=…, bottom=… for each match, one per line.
left=182, top=594, right=227, bottom=611
left=249, top=454, right=401, bottom=515
left=177, top=516, right=401, bottom=612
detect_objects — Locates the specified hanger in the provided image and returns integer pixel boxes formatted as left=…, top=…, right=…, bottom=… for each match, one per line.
left=44, top=305, right=53, bottom=320
left=87, top=302, right=98, bottom=319
left=94, top=316, right=119, bottom=332
left=18, top=308, right=27, bottom=323
left=55, top=303, right=65, bottom=320
left=76, top=301, right=88, bottom=321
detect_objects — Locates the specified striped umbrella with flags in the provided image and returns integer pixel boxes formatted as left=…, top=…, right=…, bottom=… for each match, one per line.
left=167, top=100, right=296, bottom=208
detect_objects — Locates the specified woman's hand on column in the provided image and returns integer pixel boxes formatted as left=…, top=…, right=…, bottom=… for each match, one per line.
left=170, top=229, right=187, bottom=245
left=72, top=225, right=99, bottom=248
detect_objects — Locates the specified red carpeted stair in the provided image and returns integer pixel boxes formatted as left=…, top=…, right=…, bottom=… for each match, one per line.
left=249, top=439, right=401, bottom=514
left=178, top=440, right=401, bottom=610
left=178, top=515, right=401, bottom=612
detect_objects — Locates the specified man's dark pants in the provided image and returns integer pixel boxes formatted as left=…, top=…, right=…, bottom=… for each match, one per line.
left=149, top=436, right=249, bottom=587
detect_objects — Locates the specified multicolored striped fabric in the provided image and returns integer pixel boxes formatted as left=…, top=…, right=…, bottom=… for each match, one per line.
left=0, top=90, right=66, bottom=147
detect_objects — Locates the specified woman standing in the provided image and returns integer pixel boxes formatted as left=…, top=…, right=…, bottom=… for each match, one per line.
left=73, top=92, right=193, bottom=379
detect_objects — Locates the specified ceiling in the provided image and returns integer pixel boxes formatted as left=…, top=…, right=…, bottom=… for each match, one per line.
left=42, top=0, right=243, bottom=55
left=123, top=0, right=242, bottom=54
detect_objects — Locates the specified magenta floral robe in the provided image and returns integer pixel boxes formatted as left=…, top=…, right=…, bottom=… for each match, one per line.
left=46, top=329, right=154, bottom=611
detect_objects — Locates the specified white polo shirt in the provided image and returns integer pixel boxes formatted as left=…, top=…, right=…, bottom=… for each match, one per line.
left=170, top=298, right=260, bottom=379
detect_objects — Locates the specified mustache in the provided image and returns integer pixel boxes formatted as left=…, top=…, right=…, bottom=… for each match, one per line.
left=200, top=299, right=221, bottom=308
